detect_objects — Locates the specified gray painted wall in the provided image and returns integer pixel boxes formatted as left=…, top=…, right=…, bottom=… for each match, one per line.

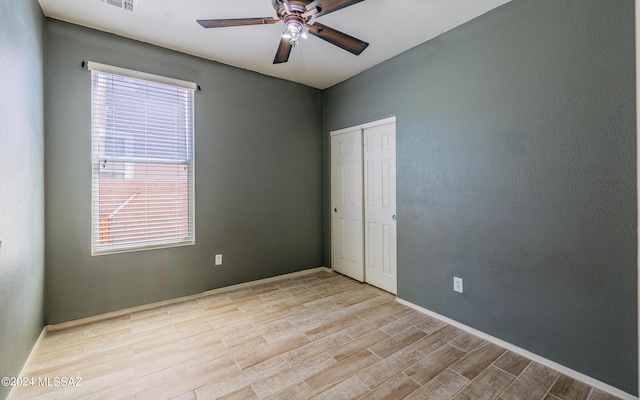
left=0, top=0, right=46, bottom=399
left=323, top=0, right=636, bottom=395
left=45, top=20, right=323, bottom=324
left=4, top=0, right=636, bottom=397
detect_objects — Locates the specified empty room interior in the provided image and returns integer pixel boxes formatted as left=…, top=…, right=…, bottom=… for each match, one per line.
left=0, top=0, right=637, bottom=399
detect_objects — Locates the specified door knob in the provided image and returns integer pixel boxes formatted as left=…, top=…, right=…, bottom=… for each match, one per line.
left=334, top=208, right=337, bottom=213
left=392, top=215, right=397, bottom=221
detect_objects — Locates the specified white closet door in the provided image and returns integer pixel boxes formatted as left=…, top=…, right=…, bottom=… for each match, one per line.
left=363, top=121, right=397, bottom=294
left=331, top=129, right=364, bottom=282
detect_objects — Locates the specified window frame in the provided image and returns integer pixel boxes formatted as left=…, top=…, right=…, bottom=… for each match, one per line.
left=88, top=62, right=196, bottom=256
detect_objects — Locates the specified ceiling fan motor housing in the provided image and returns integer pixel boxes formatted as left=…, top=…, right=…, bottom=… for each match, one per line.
left=271, top=0, right=314, bottom=13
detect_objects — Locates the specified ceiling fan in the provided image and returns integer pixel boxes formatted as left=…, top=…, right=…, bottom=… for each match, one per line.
left=197, top=0, right=370, bottom=64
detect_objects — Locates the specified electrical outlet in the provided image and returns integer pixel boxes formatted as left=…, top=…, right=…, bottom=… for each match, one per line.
left=453, top=277, right=463, bottom=293
left=214, top=254, right=223, bottom=266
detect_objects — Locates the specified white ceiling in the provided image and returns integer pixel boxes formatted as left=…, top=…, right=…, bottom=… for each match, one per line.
left=37, top=0, right=511, bottom=89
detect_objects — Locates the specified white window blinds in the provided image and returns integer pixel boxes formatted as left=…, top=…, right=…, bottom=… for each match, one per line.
left=90, top=64, right=195, bottom=255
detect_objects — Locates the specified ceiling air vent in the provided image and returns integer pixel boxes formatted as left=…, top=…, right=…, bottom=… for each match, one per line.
left=97, top=0, right=136, bottom=12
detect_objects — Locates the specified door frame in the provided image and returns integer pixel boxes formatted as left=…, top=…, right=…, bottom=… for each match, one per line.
left=330, top=116, right=397, bottom=286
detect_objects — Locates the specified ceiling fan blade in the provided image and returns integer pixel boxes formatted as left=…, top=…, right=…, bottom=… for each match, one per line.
left=311, top=0, right=366, bottom=17
left=197, top=18, right=281, bottom=28
left=273, top=38, right=293, bottom=64
left=306, top=22, right=369, bottom=55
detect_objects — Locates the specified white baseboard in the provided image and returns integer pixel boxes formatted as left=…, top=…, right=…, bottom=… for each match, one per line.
left=48, top=266, right=330, bottom=332
left=195, top=266, right=332, bottom=297
left=396, top=298, right=637, bottom=400
left=7, top=326, right=48, bottom=400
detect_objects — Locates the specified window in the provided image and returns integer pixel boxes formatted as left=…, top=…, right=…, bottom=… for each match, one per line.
left=89, top=62, right=195, bottom=255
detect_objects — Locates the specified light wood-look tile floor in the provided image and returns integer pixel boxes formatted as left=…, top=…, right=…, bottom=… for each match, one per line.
left=11, top=271, right=622, bottom=400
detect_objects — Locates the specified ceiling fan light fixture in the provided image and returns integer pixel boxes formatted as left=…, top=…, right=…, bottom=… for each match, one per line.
left=283, top=20, right=304, bottom=46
